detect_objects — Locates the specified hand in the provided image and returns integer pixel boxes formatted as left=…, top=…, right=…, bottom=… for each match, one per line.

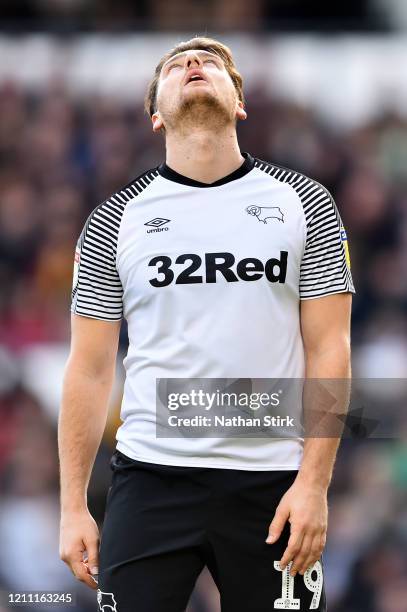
left=265, top=477, right=328, bottom=576
left=60, top=509, right=100, bottom=590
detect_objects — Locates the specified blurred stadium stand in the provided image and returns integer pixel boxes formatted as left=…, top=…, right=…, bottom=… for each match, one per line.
left=0, top=13, right=407, bottom=612
left=0, top=0, right=392, bottom=32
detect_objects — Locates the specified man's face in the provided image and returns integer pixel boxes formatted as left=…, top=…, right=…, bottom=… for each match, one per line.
left=152, top=49, right=246, bottom=133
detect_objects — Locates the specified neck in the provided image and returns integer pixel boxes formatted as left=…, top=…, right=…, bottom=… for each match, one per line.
left=164, top=127, right=244, bottom=184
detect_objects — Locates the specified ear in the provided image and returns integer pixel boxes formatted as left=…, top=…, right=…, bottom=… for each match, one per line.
left=236, top=100, right=247, bottom=121
left=152, top=111, right=164, bottom=132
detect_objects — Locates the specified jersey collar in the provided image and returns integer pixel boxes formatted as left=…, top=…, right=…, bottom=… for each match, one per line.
left=158, top=151, right=255, bottom=188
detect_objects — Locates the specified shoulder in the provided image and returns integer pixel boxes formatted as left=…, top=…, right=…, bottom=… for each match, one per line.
left=252, top=156, right=338, bottom=224
left=80, top=165, right=161, bottom=242
left=107, top=165, right=161, bottom=206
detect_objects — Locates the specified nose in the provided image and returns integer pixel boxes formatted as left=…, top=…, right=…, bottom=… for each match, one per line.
left=185, top=53, right=203, bottom=69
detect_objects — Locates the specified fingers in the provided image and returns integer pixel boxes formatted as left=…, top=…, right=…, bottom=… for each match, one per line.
left=83, top=536, right=100, bottom=581
left=288, top=533, right=312, bottom=576
left=298, top=532, right=326, bottom=575
left=266, top=502, right=289, bottom=544
left=279, top=528, right=304, bottom=572
left=60, top=539, right=99, bottom=591
left=71, top=560, right=99, bottom=590
left=289, top=530, right=326, bottom=577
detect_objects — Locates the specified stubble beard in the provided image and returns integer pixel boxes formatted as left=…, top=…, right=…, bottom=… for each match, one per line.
left=163, top=90, right=235, bottom=136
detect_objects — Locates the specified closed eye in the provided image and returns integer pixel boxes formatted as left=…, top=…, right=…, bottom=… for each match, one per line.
left=167, top=63, right=182, bottom=72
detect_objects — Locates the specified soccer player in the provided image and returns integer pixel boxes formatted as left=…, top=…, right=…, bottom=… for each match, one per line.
left=59, top=37, right=355, bottom=611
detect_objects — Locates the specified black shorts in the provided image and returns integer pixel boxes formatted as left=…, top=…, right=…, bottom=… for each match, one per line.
left=97, top=450, right=327, bottom=612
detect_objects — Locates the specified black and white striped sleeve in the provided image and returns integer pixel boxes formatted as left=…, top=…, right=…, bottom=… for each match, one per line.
left=299, top=185, right=355, bottom=300
left=70, top=201, right=124, bottom=321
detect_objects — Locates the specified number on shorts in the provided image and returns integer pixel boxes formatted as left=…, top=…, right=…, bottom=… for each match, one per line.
left=273, top=561, right=300, bottom=609
left=273, top=560, right=324, bottom=609
left=303, top=561, right=323, bottom=609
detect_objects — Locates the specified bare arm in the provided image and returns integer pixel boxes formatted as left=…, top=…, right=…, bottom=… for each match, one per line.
left=297, top=292, right=352, bottom=489
left=266, top=292, right=352, bottom=575
left=58, top=313, right=121, bottom=589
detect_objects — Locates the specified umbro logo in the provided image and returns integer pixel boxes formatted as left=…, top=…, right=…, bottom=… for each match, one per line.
left=246, top=205, right=284, bottom=224
left=145, top=217, right=171, bottom=234
left=145, top=217, right=170, bottom=227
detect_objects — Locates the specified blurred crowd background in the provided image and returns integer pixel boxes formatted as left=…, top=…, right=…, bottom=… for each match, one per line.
left=2, top=0, right=407, bottom=32
left=1, top=2, right=407, bottom=612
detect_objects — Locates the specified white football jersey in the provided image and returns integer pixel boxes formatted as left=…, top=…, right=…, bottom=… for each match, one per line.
left=71, top=152, right=355, bottom=470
